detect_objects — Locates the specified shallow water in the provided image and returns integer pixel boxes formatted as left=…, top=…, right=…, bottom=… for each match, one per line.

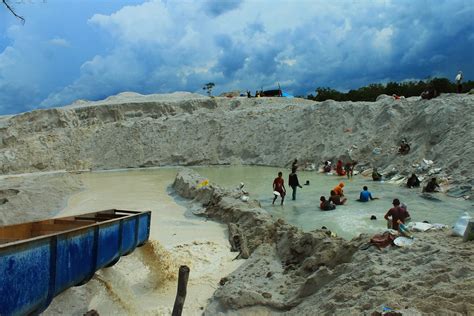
left=62, top=165, right=471, bottom=241
left=47, top=167, right=242, bottom=315
left=193, top=165, right=472, bottom=239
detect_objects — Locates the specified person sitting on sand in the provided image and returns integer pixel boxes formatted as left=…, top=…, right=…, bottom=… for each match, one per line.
left=407, top=173, right=420, bottom=188
left=398, top=139, right=411, bottom=155
left=320, top=196, right=336, bottom=211
left=333, top=182, right=345, bottom=196
left=288, top=167, right=302, bottom=201
left=384, top=198, right=410, bottom=231
left=330, top=190, right=347, bottom=205
left=272, top=171, right=286, bottom=205
left=358, top=186, right=375, bottom=202
left=423, top=177, right=440, bottom=193
left=323, top=161, right=332, bottom=173
left=336, top=160, right=346, bottom=176
left=372, top=168, right=382, bottom=181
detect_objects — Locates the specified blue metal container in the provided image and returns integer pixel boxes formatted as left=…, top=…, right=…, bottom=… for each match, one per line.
left=0, top=209, right=151, bottom=315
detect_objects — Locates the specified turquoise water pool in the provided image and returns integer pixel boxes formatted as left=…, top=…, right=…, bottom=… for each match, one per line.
left=193, top=166, right=472, bottom=239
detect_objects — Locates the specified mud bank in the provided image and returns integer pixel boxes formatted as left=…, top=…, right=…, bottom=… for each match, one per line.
left=0, top=92, right=472, bottom=193
left=174, top=168, right=474, bottom=315
left=0, top=172, right=82, bottom=225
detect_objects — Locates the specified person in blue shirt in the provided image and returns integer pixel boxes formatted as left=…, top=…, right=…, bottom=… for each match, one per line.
left=358, top=186, right=375, bottom=202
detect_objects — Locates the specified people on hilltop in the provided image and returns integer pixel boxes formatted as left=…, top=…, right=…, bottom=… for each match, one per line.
left=323, top=161, right=332, bottom=173
left=423, top=177, right=440, bottom=193
left=320, top=196, right=336, bottom=211
left=272, top=171, right=286, bottom=205
left=398, top=139, right=411, bottom=155
left=329, top=189, right=347, bottom=205
left=384, top=198, right=411, bottom=231
left=455, top=71, right=463, bottom=93
left=407, top=173, right=421, bottom=188
left=336, top=160, right=346, bottom=176
left=288, top=167, right=302, bottom=201
left=421, top=85, right=438, bottom=100
left=372, top=168, right=382, bottom=181
left=358, top=186, right=375, bottom=202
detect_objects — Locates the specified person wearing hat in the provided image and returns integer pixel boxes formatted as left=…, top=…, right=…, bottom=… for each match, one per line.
left=384, top=198, right=410, bottom=231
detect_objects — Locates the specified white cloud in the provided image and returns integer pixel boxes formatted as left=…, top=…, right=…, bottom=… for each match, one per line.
left=1, top=0, right=473, bottom=113
left=49, top=37, right=70, bottom=47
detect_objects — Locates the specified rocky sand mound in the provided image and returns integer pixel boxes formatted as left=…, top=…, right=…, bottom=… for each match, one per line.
left=0, top=93, right=472, bottom=193
left=173, top=168, right=474, bottom=315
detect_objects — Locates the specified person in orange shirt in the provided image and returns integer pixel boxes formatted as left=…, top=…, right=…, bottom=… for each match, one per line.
left=332, top=182, right=345, bottom=196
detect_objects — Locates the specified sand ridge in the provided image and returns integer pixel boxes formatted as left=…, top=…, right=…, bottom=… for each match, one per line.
left=0, top=93, right=472, bottom=196
left=174, top=168, right=474, bottom=315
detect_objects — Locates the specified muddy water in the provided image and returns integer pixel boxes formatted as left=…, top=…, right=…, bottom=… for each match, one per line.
left=44, top=166, right=471, bottom=315
left=44, top=168, right=243, bottom=316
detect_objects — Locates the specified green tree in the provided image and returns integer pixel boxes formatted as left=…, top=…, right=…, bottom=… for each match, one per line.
left=202, top=82, right=215, bottom=97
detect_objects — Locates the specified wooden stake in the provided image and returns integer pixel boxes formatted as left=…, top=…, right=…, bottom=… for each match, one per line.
left=172, top=265, right=190, bottom=316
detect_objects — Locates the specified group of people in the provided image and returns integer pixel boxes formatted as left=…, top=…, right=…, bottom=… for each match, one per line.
left=320, top=183, right=379, bottom=211
left=272, top=156, right=438, bottom=233
left=272, top=160, right=303, bottom=205
left=326, top=160, right=356, bottom=179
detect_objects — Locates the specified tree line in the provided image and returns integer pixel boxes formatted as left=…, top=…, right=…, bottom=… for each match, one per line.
left=307, top=77, right=474, bottom=102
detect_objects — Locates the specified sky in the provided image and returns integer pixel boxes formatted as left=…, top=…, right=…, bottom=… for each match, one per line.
left=0, top=0, right=473, bottom=114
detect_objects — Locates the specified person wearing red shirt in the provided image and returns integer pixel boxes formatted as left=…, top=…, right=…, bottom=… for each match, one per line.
left=272, top=171, right=286, bottom=205
left=384, top=198, right=410, bottom=231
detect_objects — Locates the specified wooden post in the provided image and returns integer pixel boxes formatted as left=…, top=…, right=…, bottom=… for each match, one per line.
left=172, top=265, right=190, bottom=316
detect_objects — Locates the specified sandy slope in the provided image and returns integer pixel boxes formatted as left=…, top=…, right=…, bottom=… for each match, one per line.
left=0, top=93, right=472, bottom=194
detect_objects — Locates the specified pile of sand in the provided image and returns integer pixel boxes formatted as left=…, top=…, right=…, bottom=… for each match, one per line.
left=174, top=168, right=474, bottom=315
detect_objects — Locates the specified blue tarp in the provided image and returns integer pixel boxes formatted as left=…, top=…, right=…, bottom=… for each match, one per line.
left=282, top=92, right=294, bottom=98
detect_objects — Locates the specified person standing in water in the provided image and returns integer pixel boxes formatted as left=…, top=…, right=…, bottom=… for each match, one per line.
left=292, top=158, right=298, bottom=170
left=288, top=167, right=302, bottom=200
left=272, top=171, right=286, bottom=205
left=384, top=198, right=410, bottom=231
